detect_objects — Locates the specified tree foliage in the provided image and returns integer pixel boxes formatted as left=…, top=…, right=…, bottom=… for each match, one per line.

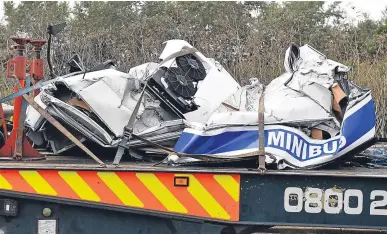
left=0, top=1, right=387, bottom=136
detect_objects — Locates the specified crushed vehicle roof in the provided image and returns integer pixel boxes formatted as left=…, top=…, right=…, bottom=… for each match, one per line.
left=17, top=40, right=378, bottom=170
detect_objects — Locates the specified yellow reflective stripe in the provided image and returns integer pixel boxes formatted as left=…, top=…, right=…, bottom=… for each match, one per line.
left=19, top=171, right=57, bottom=196
left=177, top=174, right=230, bottom=220
left=213, top=175, right=239, bottom=202
left=58, top=171, right=100, bottom=202
left=0, top=174, right=12, bottom=190
left=97, top=172, right=143, bottom=207
left=136, top=173, right=187, bottom=213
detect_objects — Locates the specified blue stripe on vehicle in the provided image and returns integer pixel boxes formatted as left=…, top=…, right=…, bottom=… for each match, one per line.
left=174, top=98, right=376, bottom=161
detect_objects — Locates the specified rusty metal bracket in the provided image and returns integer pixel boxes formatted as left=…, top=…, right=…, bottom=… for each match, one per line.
left=14, top=76, right=31, bottom=159
left=258, top=89, right=266, bottom=174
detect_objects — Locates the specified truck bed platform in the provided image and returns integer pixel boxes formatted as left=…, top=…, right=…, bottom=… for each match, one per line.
left=0, top=154, right=382, bottom=177
left=0, top=153, right=386, bottom=233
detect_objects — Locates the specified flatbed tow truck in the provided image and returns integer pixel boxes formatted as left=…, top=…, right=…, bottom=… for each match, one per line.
left=1, top=23, right=387, bottom=234
left=0, top=153, right=387, bottom=234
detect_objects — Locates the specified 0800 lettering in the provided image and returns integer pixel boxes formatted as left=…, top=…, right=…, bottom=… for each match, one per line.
left=284, top=187, right=387, bottom=216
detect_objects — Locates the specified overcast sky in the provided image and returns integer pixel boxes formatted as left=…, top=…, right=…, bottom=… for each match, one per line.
left=340, top=0, right=387, bottom=22
left=1, top=0, right=387, bottom=24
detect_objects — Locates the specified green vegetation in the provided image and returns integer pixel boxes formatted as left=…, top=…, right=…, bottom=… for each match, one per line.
left=0, top=1, right=386, bottom=136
